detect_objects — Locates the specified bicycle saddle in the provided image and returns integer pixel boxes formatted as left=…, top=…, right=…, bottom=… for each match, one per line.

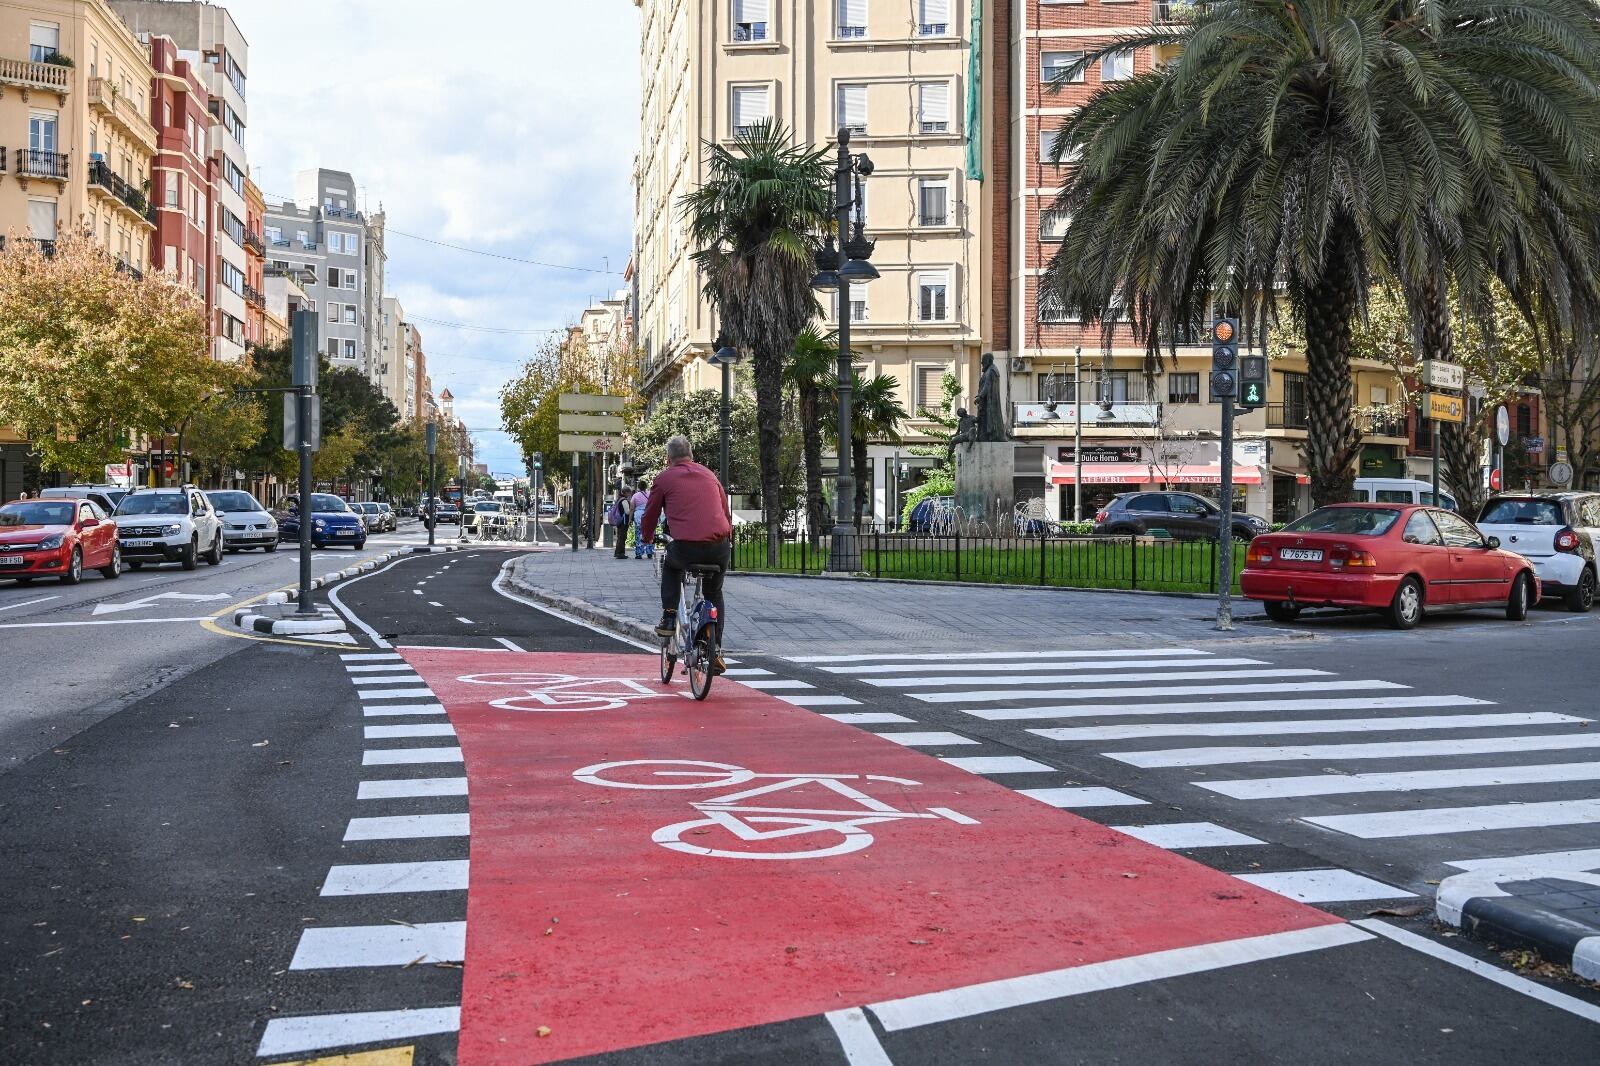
left=686, top=563, right=724, bottom=575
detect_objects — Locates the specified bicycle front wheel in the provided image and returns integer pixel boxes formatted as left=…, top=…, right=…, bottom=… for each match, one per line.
left=659, top=641, right=676, bottom=683
left=687, top=633, right=714, bottom=700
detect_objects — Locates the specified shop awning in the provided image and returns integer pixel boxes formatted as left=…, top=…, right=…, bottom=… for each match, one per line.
left=1047, top=462, right=1151, bottom=486
left=1270, top=466, right=1312, bottom=486
left=1166, top=465, right=1263, bottom=485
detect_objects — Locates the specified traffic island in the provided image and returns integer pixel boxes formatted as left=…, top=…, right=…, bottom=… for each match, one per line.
left=1437, top=868, right=1600, bottom=981
left=233, top=602, right=347, bottom=636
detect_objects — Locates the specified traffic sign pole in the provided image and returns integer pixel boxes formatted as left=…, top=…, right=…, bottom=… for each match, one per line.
left=291, top=310, right=319, bottom=618
left=1211, top=318, right=1240, bottom=631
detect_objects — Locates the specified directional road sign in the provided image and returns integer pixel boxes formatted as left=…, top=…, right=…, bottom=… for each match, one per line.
left=1421, top=360, right=1465, bottom=390
left=558, top=413, right=626, bottom=435
left=559, top=392, right=627, bottom=414
left=1425, top=393, right=1464, bottom=423
left=558, top=433, right=621, bottom=454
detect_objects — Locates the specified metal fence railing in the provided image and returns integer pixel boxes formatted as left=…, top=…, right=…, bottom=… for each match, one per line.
left=731, top=530, right=1249, bottom=594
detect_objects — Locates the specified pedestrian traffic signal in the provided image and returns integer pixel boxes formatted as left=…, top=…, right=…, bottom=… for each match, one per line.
left=1238, top=354, right=1267, bottom=410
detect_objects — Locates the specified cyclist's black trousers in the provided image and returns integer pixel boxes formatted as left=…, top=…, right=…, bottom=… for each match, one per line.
left=661, top=538, right=731, bottom=642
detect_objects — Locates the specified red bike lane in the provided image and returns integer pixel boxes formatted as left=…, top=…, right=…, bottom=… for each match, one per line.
left=402, top=648, right=1346, bottom=1065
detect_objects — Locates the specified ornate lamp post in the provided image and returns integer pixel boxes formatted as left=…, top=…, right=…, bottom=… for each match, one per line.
left=708, top=331, right=741, bottom=494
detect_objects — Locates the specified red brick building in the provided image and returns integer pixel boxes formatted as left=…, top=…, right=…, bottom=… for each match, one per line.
left=145, top=35, right=213, bottom=319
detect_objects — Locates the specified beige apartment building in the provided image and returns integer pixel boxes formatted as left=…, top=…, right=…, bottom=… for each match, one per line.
left=379, top=295, right=421, bottom=423
left=632, top=0, right=988, bottom=516
left=0, top=0, right=155, bottom=265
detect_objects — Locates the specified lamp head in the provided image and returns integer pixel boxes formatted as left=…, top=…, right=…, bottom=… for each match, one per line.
left=839, top=256, right=879, bottom=283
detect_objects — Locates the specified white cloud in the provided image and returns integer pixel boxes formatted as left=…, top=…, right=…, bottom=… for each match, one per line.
left=228, top=0, right=639, bottom=474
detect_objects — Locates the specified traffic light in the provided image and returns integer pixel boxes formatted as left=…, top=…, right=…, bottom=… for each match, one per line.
left=1209, top=317, right=1239, bottom=402
left=1238, top=354, right=1267, bottom=410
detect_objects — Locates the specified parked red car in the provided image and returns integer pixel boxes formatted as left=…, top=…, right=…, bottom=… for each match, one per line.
left=1240, top=503, right=1538, bottom=629
left=0, top=498, right=121, bottom=585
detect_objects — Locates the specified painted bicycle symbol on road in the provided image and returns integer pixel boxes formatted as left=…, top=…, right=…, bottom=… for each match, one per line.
left=571, top=759, right=979, bottom=860
left=457, top=671, right=675, bottom=713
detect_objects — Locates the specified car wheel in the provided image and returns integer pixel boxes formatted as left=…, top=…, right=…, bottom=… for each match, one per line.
left=1264, top=601, right=1301, bottom=623
left=181, top=537, right=198, bottom=571
left=99, top=543, right=121, bottom=579
left=1386, top=577, right=1424, bottom=630
left=264, top=542, right=278, bottom=553
left=60, top=547, right=82, bottom=585
left=1506, top=571, right=1533, bottom=621
left=205, top=532, right=223, bottom=566
left=1565, top=567, right=1596, bottom=613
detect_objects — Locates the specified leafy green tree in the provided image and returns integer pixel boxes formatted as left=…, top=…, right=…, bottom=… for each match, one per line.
left=681, top=120, right=832, bottom=560
left=822, top=373, right=908, bottom=527
left=1042, top=0, right=1600, bottom=507
left=630, top=387, right=761, bottom=495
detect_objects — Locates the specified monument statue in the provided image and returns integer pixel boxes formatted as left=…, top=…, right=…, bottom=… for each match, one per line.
left=975, top=352, right=1009, bottom=442
left=945, top=408, right=978, bottom=467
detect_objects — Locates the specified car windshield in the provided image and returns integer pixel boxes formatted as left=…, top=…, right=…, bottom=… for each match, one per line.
left=1479, top=498, right=1563, bottom=525
left=114, top=494, right=188, bottom=516
left=311, top=494, right=349, bottom=512
left=207, top=491, right=261, bottom=513
left=476, top=502, right=501, bottom=513
left=1283, top=507, right=1401, bottom=536
left=0, top=501, right=75, bottom=526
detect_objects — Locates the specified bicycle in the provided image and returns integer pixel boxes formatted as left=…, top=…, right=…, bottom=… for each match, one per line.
left=654, top=547, right=720, bottom=701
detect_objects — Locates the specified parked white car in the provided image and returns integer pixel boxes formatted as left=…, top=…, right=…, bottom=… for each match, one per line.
left=111, top=487, right=224, bottom=571
left=1353, top=477, right=1458, bottom=510
left=1476, top=492, right=1600, bottom=612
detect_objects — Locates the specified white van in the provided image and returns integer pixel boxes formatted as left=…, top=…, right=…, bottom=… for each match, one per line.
left=1353, top=477, right=1458, bottom=511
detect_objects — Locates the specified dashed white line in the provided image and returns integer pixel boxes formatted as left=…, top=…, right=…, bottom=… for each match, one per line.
left=1234, top=869, right=1414, bottom=902
left=343, top=813, right=469, bottom=840
left=320, top=860, right=470, bottom=896
left=1018, top=786, right=1148, bottom=809
left=940, top=756, right=1054, bottom=775
left=357, top=777, right=467, bottom=799
left=1111, top=822, right=1265, bottom=849
left=363, top=723, right=457, bottom=740
left=361, top=747, right=464, bottom=765
left=257, top=1007, right=461, bottom=1058
left=455, top=616, right=474, bottom=624
left=289, top=921, right=466, bottom=969
left=875, top=731, right=980, bottom=748
left=821, top=712, right=916, bottom=724
left=493, top=636, right=525, bottom=652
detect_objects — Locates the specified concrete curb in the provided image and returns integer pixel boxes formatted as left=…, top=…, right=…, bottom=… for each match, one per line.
left=1438, top=868, right=1600, bottom=980
left=501, top=566, right=657, bottom=646
left=725, top=565, right=1233, bottom=601
left=227, top=547, right=416, bottom=636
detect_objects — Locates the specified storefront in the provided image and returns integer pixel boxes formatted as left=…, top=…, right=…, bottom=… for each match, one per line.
left=1045, top=445, right=1266, bottom=521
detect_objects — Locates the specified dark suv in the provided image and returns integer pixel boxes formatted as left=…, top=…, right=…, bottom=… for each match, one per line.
left=1093, top=491, right=1269, bottom=541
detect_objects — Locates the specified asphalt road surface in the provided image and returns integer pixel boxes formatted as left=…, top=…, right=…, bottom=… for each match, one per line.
left=3, top=545, right=1598, bottom=1065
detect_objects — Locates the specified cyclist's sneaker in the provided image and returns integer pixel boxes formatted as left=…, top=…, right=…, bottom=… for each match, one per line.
left=711, top=653, right=728, bottom=675
left=655, top=611, right=675, bottom=637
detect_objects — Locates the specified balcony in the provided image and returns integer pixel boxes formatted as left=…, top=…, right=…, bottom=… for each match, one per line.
left=1266, top=402, right=1308, bottom=430
left=242, top=282, right=266, bottom=309
left=0, top=56, right=70, bottom=104
left=269, top=237, right=291, bottom=248
left=1357, top=407, right=1408, bottom=439
left=86, top=78, right=158, bottom=152
left=88, top=161, right=155, bottom=227
left=115, top=258, right=143, bottom=282
left=15, top=148, right=68, bottom=185
left=243, top=229, right=266, bottom=255
left=1014, top=400, right=1161, bottom=427
left=0, top=236, right=56, bottom=256
left=1154, top=1, right=1197, bottom=22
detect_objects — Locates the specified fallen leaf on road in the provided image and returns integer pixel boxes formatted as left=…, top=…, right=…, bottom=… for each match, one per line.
left=537, top=1026, right=552, bottom=1038
left=1366, top=905, right=1426, bottom=918
left=174, top=979, right=194, bottom=990
left=402, top=956, right=427, bottom=970
left=251, top=741, right=269, bottom=748
left=131, top=917, right=147, bottom=922
left=908, top=939, right=930, bottom=945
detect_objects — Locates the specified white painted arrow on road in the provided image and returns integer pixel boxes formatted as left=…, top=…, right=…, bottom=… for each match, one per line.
left=93, top=591, right=233, bottom=616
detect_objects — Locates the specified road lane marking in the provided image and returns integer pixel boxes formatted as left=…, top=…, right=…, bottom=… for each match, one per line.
left=1354, top=919, right=1600, bottom=1024
left=455, top=616, right=474, bottom=624
left=289, top=921, right=466, bottom=969
left=428, top=600, right=444, bottom=607
left=1030, top=712, right=1579, bottom=742
left=722, top=668, right=774, bottom=677
left=1109, top=732, right=1600, bottom=768
left=491, top=565, right=653, bottom=650
left=256, top=1007, right=461, bottom=1058
left=736, top=679, right=814, bottom=690
left=827, top=657, right=1259, bottom=676
left=875, top=731, right=979, bottom=747
left=492, top=636, right=525, bottom=651
left=361, top=703, right=447, bottom=716
left=356, top=688, right=438, bottom=701
left=821, top=712, right=916, bottom=724
left=1018, top=787, right=1148, bottom=808
left=0, top=595, right=59, bottom=612
left=786, top=648, right=1208, bottom=664
left=870, top=668, right=1327, bottom=689
left=1111, top=822, right=1264, bottom=849
left=826, top=1008, right=895, bottom=1065
left=940, top=756, right=1055, bottom=775
left=348, top=674, right=424, bottom=686
left=774, top=694, right=861, bottom=707
left=1447, top=848, right=1600, bottom=873
left=344, top=813, right=469, bottom=840
left=965, top=694, right=1491, bottom=721
left=364, top=723, right=457, bottom=740
left=0, top=615, right=213, bottom=630
left=362, top=747, right=464, bottom=765
left=868, top=924, right=1372, bottom=1031
left=342, top=652, right=403, bottom=661
left=1234, top=870, right=1414, bottom=902
left=1203, top=761, right=1600, bottom=800
left=1305, top=798, right=1600, bottom=839
left=346, top=663, right=415, bottom=673
left=321, top=860, right=471, bottom=896
left=916, top=680, right=1403, bottom=704
left=412, top=589, right=422, bottom=595
left=358, top=777, right=468, bottom=799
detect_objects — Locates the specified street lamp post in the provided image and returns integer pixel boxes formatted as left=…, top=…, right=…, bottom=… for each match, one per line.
left=709, top=332, right=741, bottom=494
left=811, top=128, right=877, bottom=572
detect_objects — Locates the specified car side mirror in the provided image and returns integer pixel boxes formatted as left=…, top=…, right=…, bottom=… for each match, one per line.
left=1403, top=534, right=1419, bottom=544
left=1486, top=536, right=1501, bottom=549
left=80, top=517, right=100, bottom=529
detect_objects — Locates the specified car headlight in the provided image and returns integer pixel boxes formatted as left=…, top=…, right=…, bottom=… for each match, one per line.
left=163, top=523, right=182, bottom=536
left=314, top=518, right=326, bottom=529
left=39, top=533, right=64, bottom=550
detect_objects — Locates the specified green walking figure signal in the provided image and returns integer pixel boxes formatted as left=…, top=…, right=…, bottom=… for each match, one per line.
left=1238, top=354, right=1267, bottom=410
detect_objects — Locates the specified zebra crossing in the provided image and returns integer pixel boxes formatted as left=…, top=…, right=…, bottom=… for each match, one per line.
left=254, top=650, right=465, bottom=1060
left=773, top=643, right=1600, bottom=899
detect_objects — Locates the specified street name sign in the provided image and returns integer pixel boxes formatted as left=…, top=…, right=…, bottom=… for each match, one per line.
left=559, top=393, right=627, bottom=414
left=558, top=433, right=620, bottom=453
left=1425, top=393, right=1464, bottom=423
left=1421, top=360, right=1465, bottom=390
left=558, top=413, right=626, bottom=434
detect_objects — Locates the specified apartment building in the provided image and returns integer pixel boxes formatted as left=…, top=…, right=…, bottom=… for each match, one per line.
left=378, top=295, right=419, bottom=418
left=413, top=342, right=434, bottom=428
left=144, top=32, right=209, bottom=303
left=241, top=171, right=265, bottom=344
left=111, top=0, right=251, bottom=361
left=632, top=0, right=986, bottom=518
left=262, top=260, right=312, bottom=347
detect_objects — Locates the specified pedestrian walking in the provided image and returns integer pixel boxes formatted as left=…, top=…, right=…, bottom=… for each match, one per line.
left=631, top=479, right=653, bottom=559
left=609, top=487, right=632, bottom=559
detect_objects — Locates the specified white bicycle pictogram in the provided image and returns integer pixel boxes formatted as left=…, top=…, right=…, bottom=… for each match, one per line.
left=457, top=671, right=675, bottom=713
left=572, top=759, right=978, bottom=860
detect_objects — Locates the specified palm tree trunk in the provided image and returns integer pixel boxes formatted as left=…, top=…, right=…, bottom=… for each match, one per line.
left=752, top=344, right=786, bottom=566
left=853, top=432, right=869, bottom=529
left=1303, top=217, right=1363, bottom=508
left=1415, top=270, right=1483, bottom=513
left=798, top=385, right=824, bottom=548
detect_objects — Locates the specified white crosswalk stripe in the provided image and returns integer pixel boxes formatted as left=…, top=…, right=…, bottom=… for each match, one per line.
left=784, top=647, right=1207, bottom=664
left=821, top=657, right=1259, bottom=676
left=1305, top=799, right=1600, bottom=839
left=915, top=679, right=1406, bottom=704
left=965, top=695, right=1492, bottom=722
left=1201, top=761, right=1600, bottom=800
left=1031, top=712, right=1580, bottom=743
left=867, top=668, right=1327, bottom=689
left=1111, top=733, right=1600, bottom=768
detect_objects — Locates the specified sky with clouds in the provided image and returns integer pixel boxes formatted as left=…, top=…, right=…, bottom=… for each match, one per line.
left=229, top=0, right=640, bottom=475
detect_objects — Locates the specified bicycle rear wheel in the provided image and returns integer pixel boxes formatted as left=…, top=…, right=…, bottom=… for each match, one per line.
left=687, top=633, right=714, bottom=700
left=659, top=640, right=676, bottom=683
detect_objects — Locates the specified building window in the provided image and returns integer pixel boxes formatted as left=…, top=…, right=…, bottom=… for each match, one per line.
left=1168, top=372, right=1201, bottom=404
left=837, top=0, right=866, bottom=37
left=1370, top=385, right=1389, bottom=405
left=344, top=339, right=357, bottom=360
left=1040, top=208, right=1070, bottom=241
left=165, top=174, right=180, bottom=207
left=328, top=303, right=339, bottom=323
left=917, top=82, right=950, bottom=134
left=344, top=272, right=356, bottom=290
left=918, top=178, right=949, bottom=227
left=29, top=22, right=60, bottom=64
left=1101, top=50, right=1134, bottom=82
left=1038, top=290, right=1077, bottom=323
left=917, top=272, right=949, bottom=322
left=343, top=306, right=356, bottom=324
left=297, top=229, right=311, bottom=246
left=732, top=85, right=770, bottom=136
left=836, top=83, right=867, bottom=135
left=1517, top=403, right=1532, bottom=437
left=733, top=0, right=768, bottom=41
left=327, top=267, right=341, bottom=288
left=27, top=198, right=57, bottom=240
left=915, top=366, right=946, bottom=412
left=1041, top=51, right=1086, bottom=84
left=28, top=111, right=58, bottom=158
left=1040, top=129, right=1079, bottom=164
left=918, top=0, right=949, bottom=36
left=266, top=226, right=282, bottom=242
left=327, top=339, right=340, bottom=359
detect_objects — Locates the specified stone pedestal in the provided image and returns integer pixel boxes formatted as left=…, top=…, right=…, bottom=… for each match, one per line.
left=955, top=442, right=1016, bottom=529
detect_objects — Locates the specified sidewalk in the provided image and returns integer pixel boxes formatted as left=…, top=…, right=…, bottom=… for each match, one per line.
left=503, top=547, right=1292, bottom=655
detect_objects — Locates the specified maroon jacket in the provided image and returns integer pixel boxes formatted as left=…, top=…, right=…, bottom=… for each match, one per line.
left=640, top=459, right=732, bottom=544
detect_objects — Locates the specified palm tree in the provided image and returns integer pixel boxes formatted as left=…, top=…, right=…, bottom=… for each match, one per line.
left=825, top=373, right=909, bottom=527
left=1041, top=0, right=1600, bottom=507
left=680, top=120, right=833, bottom=563
left=784, top=327, right=836, bottom=545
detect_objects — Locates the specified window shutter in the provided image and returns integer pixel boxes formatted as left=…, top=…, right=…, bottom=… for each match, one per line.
left=734, top=86, right=768, bottom=129
left=919, top=82, right=950, bottom=128
left=920, top=0, right=950, bottom=24
left=917, top=367, right=944, bottom=410
left=838, top=84, right=867, bottom=131
left=919, top=182, right=948, bottom=224
left=840, top=0, right=867, bottom=28
left=29, top=23, right=59, bottom=51
left=736, top=0, right=770, bottom=23
left=27, top=199, right=56, bottom=239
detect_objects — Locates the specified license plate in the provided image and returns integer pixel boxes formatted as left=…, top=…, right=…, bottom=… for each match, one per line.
left=1279, top=548, right=1323, bottom=561
left=0, top=555, right=22, bottom=566
left=121, top=539, right=154, bottom=548
left=337, top=529, right=355, bottom=536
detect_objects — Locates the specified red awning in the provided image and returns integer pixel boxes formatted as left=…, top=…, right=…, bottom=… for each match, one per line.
left=1047, top=462, right=1151, bottom=486
left=1166, top=465, right=1263, bottom=485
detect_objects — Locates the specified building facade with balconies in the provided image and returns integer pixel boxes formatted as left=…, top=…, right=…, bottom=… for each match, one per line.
left=143, top=33, right=210, bottom=312
left=242, top=171, right=265, bottom=345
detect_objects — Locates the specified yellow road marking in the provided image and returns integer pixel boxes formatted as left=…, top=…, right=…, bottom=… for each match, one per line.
left=197, top=550, right=399, bottom=650
left=275, top=1047, right=413, bottom=1066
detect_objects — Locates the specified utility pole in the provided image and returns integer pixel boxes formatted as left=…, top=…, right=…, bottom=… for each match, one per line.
left=425, top=422, right=437, bottom=548
left=291, top=310, right=319, bottom=618
left=1210, top=317, right=1240, bottom=631
left=1073, top=346, right=1083, bottom=523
